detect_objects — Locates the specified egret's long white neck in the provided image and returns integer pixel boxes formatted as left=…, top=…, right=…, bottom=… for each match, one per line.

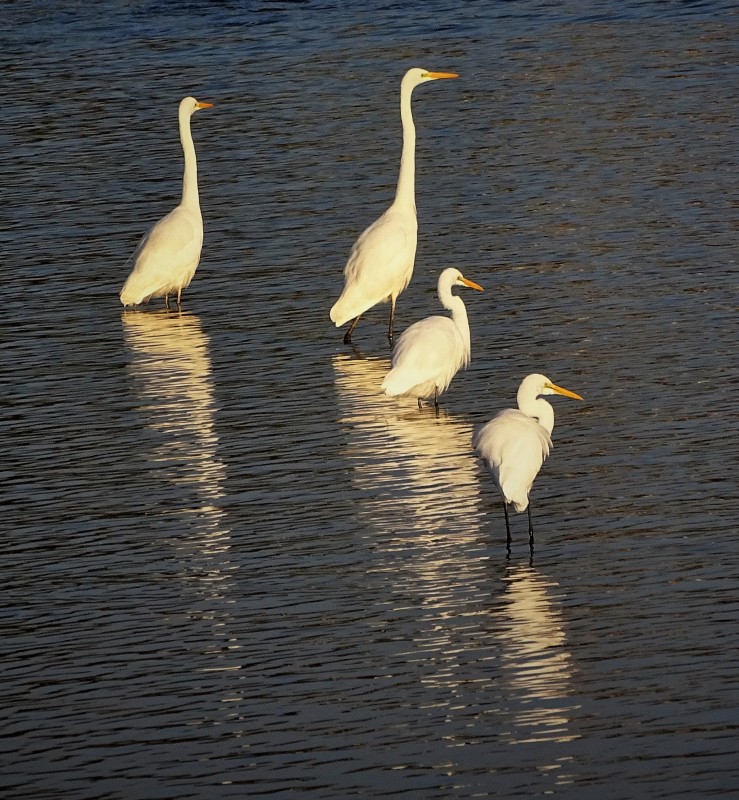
left=393, top=75, right=417, bottom=210
left=179, top=108, right=199, bottom=210
left=519, top=393, right=555, bottom=435
left=440, top=283, right=472, bottom=362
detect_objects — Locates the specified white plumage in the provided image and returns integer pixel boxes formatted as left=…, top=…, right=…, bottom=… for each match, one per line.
left=381, top=267, right=483, bottom=407
left=330, top=67, right=459, bottom=344
left=120, top=96, right=212, bottom=308
left=475, top=407, right=553, bottom=513
left=474, top=374, right=583, bottom=549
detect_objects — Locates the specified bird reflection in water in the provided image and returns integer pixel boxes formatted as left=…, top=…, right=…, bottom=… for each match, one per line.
left=122, top=310, right=228, bottom=535
left=496, top=562, right=578, bottom=749
left=332, top=351, right=485, bottom=581
left=334, top=352, right=578, bottom=774
left=122, top=311, right=239, bottom=679
left=334, top=349, right=494, bottom=709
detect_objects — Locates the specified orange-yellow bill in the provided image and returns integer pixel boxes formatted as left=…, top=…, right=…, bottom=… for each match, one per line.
left=547, top=382, right=584, bottom=401
left=425, top=71, right=459, bottom=80
left=460, top=276, right=484, bottom=292
left=196, top=101, right=214, bottom=109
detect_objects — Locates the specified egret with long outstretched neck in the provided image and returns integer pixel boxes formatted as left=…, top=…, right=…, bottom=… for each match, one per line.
left=120, top=96, right=213, bottom=309
left=330, top=68, right=459, bottom=345
left=474, top=374, right=583, bottom=554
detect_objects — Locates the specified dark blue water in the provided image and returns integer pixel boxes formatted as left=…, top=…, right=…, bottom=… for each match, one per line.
left=2, top=1, right=737, bottom=798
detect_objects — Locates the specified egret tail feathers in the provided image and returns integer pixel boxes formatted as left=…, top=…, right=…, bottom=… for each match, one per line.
left=380, top=368, right=406, bottom=397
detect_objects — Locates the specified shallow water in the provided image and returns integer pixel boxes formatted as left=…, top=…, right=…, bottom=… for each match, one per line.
left=2, top=1, right=738, bottom=798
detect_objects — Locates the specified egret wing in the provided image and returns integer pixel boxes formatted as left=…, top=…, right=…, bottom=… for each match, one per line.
left=122, top=206, right=202, bottom=303
left=332, top=208, right=416, bottom=323
left=475, top=410, right=552, bottom=510
left=392, top=316, right=459, bottom=370
left=382, top=317, right=462, bottom=396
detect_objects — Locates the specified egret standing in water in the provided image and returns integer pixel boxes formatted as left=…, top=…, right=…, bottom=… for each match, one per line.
left=120, top=96, right=213, bottom=309
left=381, top=267, right=483, bottom=409
left=474, top=374, right=583, bottom=554
left=330, top=68, right=459, bottom=345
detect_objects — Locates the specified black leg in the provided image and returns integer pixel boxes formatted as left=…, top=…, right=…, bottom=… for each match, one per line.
left=434, top=387, right=439, bottom=410
left=387, top=297, right=396, bottom=345
left=503, top=501, right=511, bottom=557
left=343, top=314, right=362, bottom=344
left=417, top=397, right=422, bottom=410
left=527, top=504, right=535, bottom=556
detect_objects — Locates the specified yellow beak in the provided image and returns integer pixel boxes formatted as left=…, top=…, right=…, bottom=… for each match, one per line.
left=196, top=101, right=214, bottom=109
left=547, top=382, right=584, bottom=401
left=424, top=71, right=459, bottom=80
left=460, top=276, right=484, bottom=292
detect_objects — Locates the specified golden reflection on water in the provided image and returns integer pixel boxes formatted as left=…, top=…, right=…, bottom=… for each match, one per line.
left=122, top=310, right=237, bottom=627
left=334, top=352, right=577, bottom=750
left=123, top=310, right=227, bottom=524
left=497, top=563, right=578, bottom=746
left=332, top=352, right=484, bottom=576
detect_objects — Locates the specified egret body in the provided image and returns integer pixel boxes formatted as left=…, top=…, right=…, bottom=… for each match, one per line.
left=381, top=267, right=483, bottom=408
left=330, top=68, right=459, bottom=344
left=474, top=373, right=583, bottom=552
left=120, top=96, right=213, bottom=308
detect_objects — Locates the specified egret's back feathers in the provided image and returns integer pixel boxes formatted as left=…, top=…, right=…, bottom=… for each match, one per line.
left=381, top=316, right=465, bottom=398
left=474, top=409, right=552, bottom=512
left=330, top=206, right=416, bottom=326
left=120, top=206, right=202, bottom=306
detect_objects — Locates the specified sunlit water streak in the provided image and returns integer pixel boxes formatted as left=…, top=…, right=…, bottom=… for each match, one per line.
left=122, top=309, right=234, bottom=561
left=497, top=565, right=577, bottom=748
left=332, top=353, right=580, bottom=774
left=122, top=310, right=244, bottom=701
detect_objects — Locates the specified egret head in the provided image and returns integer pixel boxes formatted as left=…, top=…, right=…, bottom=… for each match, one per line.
left=403, top=67, right=459, bottom=90
left=438, top=267, right=484, bottom=294
left=522, top=374, right=583, bottom=401
left=180, top=96, right=214, bottom=116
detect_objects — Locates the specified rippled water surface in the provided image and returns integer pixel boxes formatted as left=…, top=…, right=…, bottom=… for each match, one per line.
left=2, top=1, right=738, bottom=798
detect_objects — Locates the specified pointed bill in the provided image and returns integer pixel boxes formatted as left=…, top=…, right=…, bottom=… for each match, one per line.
left=547, top=382, right=583, bottom=401
left=424, top=71, right=459, bottom=79
left=460, top=276, right=484, bottom=292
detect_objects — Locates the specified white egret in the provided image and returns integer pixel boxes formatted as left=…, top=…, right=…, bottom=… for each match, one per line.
left=330, top=67, right=459, bottom=345
left=381, top=267, right=483, bottom=408
left=120, top=96, right=213, bottom=308
left=474, top=374, right=583, bottom=553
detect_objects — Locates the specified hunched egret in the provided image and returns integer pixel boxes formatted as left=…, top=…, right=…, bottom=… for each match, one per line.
left=381, top=267, right=483, bottom=408
left=474, top=374, right=583, bottom=553
left=120, top=96, right=213, bottom=308
left=330, top=67, right=459, bottom=345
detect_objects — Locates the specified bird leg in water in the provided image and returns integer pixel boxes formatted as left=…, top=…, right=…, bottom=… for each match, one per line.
left=387, top=297, right=396, bottom=345
left=417, top=397, right=422, bottom=410
left=177, top=288, right=183, bottom=307
left=503, top=502, right=512, bottom=556
left=434, top=386, right=439, bottom=410
left=164, top=294, right=170, bottom=309
left=527, top=504, right=535, bottom=553
left=343, top=314, right=362, bottom=345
